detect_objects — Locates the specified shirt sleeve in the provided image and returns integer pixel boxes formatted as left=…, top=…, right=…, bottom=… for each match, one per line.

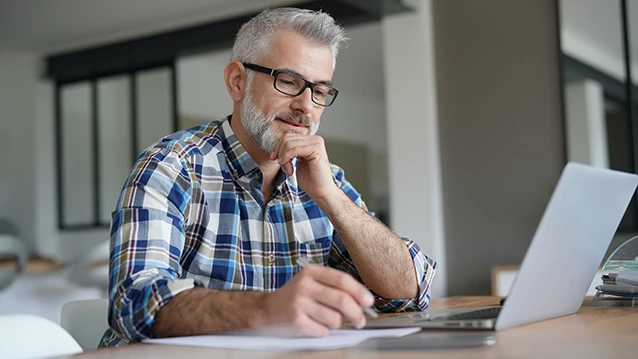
left=327, top=165, right=437, bottom=312
left=107, top=147, right=198, bottom=342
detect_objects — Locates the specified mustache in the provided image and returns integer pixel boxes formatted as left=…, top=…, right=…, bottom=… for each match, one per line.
left=274, top=113, right=313, bottom=127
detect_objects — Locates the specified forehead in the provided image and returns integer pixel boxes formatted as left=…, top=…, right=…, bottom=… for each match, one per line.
left=259, top=29, right=334, bottom=82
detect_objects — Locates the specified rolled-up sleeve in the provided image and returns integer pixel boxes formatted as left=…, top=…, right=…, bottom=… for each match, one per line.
left=108, top=148, right=197, bottom=342
left=371, top=237, right=437, bottom=312
left=328, top=165, right=437, bottom=312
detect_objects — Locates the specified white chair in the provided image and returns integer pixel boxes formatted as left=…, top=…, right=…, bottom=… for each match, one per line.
left=60, top=299, right=109, bottom=350
left=60, top=298, right=110, bottom=350
left=67, top=240, right=110, bottom=295
left=0, top=314, right=83, bottom=359
left=0, top=221, right=29, bottom=291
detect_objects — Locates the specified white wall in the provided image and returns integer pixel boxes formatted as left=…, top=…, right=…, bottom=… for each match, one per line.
left=0, top=53, right=104, bottom=322
left=0, top=52, right=109, bottom=263
left=382, top=1, right=447, bottom=298
left=0, top=53, right=37, bottom=252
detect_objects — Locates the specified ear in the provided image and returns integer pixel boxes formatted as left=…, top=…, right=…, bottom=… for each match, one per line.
left=224, top=60, right=246, bottom=103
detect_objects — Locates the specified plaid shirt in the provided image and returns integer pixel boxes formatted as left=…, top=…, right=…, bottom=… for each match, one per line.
left=100, top=117, right=436, bottom=347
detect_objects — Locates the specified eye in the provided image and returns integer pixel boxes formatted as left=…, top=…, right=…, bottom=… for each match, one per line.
left=313, top=88, right=327, bottom=99
left=279, top=79, right=295, bottom=86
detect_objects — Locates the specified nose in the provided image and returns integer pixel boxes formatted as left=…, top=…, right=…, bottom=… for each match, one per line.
left=290, top=87, right=315, bottom=114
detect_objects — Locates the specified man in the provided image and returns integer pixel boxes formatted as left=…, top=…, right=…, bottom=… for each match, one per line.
left=100, top=7, right=436, bottom=347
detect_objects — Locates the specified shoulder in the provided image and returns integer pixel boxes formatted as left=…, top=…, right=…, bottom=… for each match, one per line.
left=138, top=120, right=227, bottom=170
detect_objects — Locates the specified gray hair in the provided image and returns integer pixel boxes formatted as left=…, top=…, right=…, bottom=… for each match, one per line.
left=231, top=7, right=348, bottom=70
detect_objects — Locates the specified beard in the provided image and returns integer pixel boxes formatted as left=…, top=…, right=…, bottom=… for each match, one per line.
left=240, top=89, right=319, bottom=154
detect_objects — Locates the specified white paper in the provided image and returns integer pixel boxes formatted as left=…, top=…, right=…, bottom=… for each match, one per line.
left=143, top=327, right=421, bottom=351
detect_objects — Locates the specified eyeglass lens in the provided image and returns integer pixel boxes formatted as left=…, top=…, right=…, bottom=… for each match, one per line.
left=274, top=72, right=337, bottom=106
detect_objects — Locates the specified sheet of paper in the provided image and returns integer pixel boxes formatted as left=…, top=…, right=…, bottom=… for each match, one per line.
left=143, top=327, right=421, bottom=351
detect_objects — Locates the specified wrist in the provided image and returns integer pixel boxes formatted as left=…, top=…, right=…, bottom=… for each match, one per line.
left=313, top=186, right=349, bottom=217
left=248, top=291, right=270, bottom=330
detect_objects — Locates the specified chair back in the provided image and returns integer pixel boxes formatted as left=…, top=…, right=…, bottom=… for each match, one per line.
left=0, top=314, right=83, bottom=359
left=60, top=298, right=109, bottom=350
left=0, top=233, right=29, bottom=291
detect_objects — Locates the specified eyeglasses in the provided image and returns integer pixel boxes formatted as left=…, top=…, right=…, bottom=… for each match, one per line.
left=242, top=63, right=339, bottom=107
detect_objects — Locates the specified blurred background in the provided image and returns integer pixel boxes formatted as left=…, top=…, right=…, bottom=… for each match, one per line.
left=0, top=0, right=637, bottom=324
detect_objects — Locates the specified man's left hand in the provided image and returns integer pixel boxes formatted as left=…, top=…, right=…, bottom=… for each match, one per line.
left=270, top=133, right=338, bottom=201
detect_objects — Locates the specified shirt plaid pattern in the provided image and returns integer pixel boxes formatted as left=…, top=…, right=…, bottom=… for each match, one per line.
left=100, top=117, right=436, bottom=347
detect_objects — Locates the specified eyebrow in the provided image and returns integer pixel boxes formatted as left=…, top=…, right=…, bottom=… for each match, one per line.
left=280, top=67, right=334, bottom=87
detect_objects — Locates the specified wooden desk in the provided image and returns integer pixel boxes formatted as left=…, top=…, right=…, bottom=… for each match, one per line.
left=53, top=296, right=638, bottom=359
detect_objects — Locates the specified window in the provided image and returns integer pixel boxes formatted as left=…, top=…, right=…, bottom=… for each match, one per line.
left=55, top=65, right=177, bottom=229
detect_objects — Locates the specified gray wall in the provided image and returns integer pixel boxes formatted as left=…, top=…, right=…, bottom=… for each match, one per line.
left=433, top=0, right=566, bottom=295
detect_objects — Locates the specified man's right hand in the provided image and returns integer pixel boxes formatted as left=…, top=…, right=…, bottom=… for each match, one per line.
left=260, top=264, right=375, bottom=337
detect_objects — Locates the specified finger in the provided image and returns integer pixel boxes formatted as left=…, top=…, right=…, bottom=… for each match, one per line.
left=310, top=282, right=367, bottom=329
left=278, top=142, right=320, bottom=166
left=303, top=299, right=344, bottom=330
left=303, top=266, right=374, bottom=308
left=291, top=312, right=331, bottom=337
left=270, top=138, right=282, bottom=160
left=282, top=161, right=294, bottom=177
left=271, top=132, right=304, bottom=160
left=276, top=139, right=312, bottom=176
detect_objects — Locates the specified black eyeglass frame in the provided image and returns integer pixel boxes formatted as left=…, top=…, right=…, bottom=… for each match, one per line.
left=242, top=62, right=339, bottom=107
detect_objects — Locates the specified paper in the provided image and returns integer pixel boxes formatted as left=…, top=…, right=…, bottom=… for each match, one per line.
left=143, top=327, right=421, bottom=351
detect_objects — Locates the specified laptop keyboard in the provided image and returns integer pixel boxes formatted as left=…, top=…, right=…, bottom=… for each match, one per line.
left=445, top=307, right=501, bottom=321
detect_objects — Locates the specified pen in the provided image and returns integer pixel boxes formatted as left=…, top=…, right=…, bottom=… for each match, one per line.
left=296, top=257, right=379, bottom=318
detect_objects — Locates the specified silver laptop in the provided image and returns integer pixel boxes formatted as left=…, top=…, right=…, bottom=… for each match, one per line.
left=365, top=162, right=638, bottom=331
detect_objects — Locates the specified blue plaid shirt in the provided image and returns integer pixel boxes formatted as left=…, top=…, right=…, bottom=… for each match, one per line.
left=100, top=117, right=436, bottom=347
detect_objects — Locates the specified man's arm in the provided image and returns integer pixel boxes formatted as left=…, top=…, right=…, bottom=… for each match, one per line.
left=152, top=287, right=266, bottom=337
left=153, top=265, right=374, bottom=338
left=318, top=189, right=417, bottom=299
left=272, top=134, right=435, bottom=303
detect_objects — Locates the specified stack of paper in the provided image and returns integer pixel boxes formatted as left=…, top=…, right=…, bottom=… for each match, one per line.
left=596, top=265, right=638, bottom=299
left=143, top=327, right=421, bottom=351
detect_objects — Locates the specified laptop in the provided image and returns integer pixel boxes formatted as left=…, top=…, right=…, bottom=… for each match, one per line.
left=364, top=162, right=638, bottom=331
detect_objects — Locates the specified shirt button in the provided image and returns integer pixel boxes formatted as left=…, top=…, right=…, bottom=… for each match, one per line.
left=269, top=254, right=275, bottom=266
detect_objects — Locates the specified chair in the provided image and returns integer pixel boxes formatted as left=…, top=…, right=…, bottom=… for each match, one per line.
left=67, top=240, right=110, bottom=295
left=0, top=220, right=29, bottom=291
left=60, top=298, right=109, bottom=350
left=0, top=314, right=83, bottom=359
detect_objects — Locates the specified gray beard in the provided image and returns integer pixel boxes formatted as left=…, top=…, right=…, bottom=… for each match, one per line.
left=240, top=92, right=279, bottom=153
left=240, top=91, right=320, bottom=154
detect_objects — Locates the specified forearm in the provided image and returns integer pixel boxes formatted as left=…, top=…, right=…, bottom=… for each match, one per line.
left=317, top=189, right=418, bottom=299
left=153, top=287, right=267, bottom=338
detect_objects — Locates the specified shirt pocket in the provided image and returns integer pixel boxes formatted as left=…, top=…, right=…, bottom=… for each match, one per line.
left=298, top=239, right=331, bottom=266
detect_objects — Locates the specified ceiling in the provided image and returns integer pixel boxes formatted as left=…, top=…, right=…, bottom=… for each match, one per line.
left=0, top=0, right=306, bottom=53
left=2, top=0, right=637, bottom=79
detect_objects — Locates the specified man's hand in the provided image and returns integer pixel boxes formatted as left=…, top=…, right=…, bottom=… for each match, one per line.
left=260, top=264, right=375, bottom=337
left=270, top=133, right=338, bottom=201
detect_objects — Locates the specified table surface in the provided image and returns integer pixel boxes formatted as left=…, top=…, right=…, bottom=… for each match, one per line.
left=52, top=296, right=638, bottom=359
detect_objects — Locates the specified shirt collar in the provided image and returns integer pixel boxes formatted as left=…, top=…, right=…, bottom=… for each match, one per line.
left=218, top=116, right=262, bottom=182
left=217, top=116, right=292, bottom=190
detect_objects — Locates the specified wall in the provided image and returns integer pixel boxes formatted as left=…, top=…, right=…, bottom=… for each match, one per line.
left=433, top=0, right=565, bottom=295
left=382, top=0, right=447, bottom=298
left=0, top=53, right=37, bottom=251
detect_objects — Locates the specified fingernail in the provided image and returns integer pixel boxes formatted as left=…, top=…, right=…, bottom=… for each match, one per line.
left=366, top=294, right=374, bottom=306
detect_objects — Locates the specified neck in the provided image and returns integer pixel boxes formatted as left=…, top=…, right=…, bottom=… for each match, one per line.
left=229, top=110, right=281, bottom=184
